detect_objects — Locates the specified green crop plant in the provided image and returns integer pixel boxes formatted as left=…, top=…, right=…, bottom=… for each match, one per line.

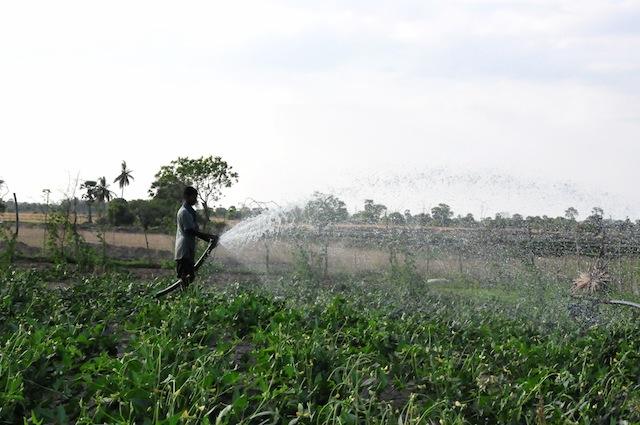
left=2, top=264, right=640, bottom=424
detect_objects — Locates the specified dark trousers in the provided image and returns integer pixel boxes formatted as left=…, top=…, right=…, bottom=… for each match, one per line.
left=176, top=258, right=196, bottom=288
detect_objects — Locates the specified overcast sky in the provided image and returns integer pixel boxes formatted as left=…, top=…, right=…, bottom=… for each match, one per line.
left=1, top=1, right=639, bottom=220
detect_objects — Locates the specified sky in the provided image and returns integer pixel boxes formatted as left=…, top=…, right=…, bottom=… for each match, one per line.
left=1, top=1, right=639, bottom=220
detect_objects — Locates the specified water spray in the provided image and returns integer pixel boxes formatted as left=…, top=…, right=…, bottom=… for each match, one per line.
left=153, top=202, right=298, bottom=298
left=217, top=203, right=298, bottom=251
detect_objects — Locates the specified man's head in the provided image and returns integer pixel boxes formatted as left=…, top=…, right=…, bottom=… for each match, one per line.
left=183, top=186, right=198, bottom=206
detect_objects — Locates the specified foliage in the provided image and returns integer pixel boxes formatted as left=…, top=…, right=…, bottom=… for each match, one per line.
left=80, top=178, right=114, bottom=224
left=80, top=180, right=97, bottom=223
left=1, top=265, right=640, bottom=424
left=150, top=156, right=239, bottom=229
left=304, top=192, right=349, bottom=232
left=0, top=179, right=7, bottom=213
left=107, top=198, right=136, bottom=226
left=113, top=160, right=134, bottom=199
left=302, top=192, right=349, bottom=276
left=0, top=224, right=17, bottom=265
left=42, top=205, right=102, bottom=270
left=431, top=203, right=454, bottom=227
left=352, top=199, right=388, bottom=224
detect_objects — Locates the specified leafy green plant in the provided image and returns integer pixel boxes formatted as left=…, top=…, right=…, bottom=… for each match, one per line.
left=2, top=264, right=640, bottom=424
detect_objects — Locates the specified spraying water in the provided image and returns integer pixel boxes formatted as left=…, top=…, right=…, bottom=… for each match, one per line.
left=204, top=168, right=640, bottom=330
left=218, top=202, right=300, bottom=252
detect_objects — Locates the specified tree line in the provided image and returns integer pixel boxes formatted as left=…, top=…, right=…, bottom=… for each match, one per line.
left=1, top=156, right=240, bottom=232
left=1, top=157, right=635, bottom=234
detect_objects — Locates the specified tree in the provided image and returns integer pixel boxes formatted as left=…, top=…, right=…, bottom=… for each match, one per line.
left=95, top=177, right=115, bottom=203
left=352, top=199, right=387, bottom=224
left=565, top=207, right=579, bottom=221
left=404, top=210, right=413, bottom=225
left=150, top=156, right=239, bottom=229
left=129, top=199, right=161, bottom=261
left=114, top=160, right=134, bottom=199
left=95, top=177, right=115, bottom=222
left=304, top=192, right=349, bottom=231
left=0, top=179, right=6, bottom=213
left=304, top=192, right=349, bottom=276
left=413, top=212, right=431, bottom=227
left=225, top=205, right=242, bottom=221
left=493, top=213, right=508, bottom=229
left=81, top=180, right=97, bottom=223
left=510, top=213, right=525, bottom=228
left=431, top=203, right=453, bottom=227
left=586, top=207, right=604, bottom=231
left=387, top=212, right=406, bottom=226
left=459, top=213, right=477, bottom=228
left=107, top=198, right=136, bottom=226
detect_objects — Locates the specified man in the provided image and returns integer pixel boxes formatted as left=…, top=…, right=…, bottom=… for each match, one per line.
left=175, top=186, right=218, bottom=288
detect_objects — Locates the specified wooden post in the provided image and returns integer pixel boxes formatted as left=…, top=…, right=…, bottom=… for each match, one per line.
left=13, top=193, right=18, bottom=237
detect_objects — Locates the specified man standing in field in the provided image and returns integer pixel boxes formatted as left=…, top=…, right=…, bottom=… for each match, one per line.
left=175, top=186, right=218, bottom=288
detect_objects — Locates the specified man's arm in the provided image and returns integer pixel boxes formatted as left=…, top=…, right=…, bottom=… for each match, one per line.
left=186, top=228, right=218, bottom=246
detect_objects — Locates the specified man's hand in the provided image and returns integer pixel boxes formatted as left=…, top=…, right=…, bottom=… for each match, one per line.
left=209, top=234, right=219, bottom=247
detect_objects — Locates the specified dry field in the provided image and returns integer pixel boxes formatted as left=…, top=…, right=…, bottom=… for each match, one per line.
left=3, top=223, right=173, bottom=252
left=1, top=215, right=562, bottom=283
left=1, top=221, right=278, bottom=273
left=1, top=221, right=439, bottom=276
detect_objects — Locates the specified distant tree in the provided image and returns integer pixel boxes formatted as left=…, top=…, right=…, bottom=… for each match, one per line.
left=129, top=199, right=155, bottom=260
left=493, top=213, right=508, bottom=229
left=107, top=198, right=136, bottom=226
left=0, top=179, right=6, bottom=213
left=459, top=213, right=477, bottom=228
left=404, top=210, right=412, bottom=225
left=387, top=212, right=406, bottom=226
left=585, top=207, right=607, bottom=257
left=150, top=156, right=239, bottom=230
left=413, top=212, right=431, bottom=227
left=510, top=213, right=525, bottom=228
left=214, top=207, right=227, bottom=219
left=114, top=160, right=134, bottom=199
left=431, top=203, right=453, bottom=227
left=526, top=215, right=544, bottom=231
left=128, top=199, right=161, bottom=228
left=588, top=207, right=604, bottom=225
left=128, top=199, right=146, bottom=226
left=225, top=205, right=242, bottom=221
left=148, top=170, right=183, bottom=223
left=565, top=207, right=579, bottom=221
left=305, top=192, right=349, bottom=231
left=95, top=177, right=115, bottom=222
left=582, top=207, right=605, bottom=236
left=81, top=180, right=97, bottom=223
left=304, top=192, right=349, bottom=276
left=352, top=199, right=387, bottom=224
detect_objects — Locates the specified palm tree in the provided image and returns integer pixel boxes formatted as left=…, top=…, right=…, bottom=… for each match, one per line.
left=81, top=180, right=98, bottom=223
left=114, top=160, right=134, bottom=199
left=95, top=177, right=115, bottom=221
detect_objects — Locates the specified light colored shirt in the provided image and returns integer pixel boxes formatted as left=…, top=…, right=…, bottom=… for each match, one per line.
left=175, top=202, right=199, bottom=261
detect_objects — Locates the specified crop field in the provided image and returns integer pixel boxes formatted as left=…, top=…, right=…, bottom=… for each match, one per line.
left=3, top=219, right=640, bottom=424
